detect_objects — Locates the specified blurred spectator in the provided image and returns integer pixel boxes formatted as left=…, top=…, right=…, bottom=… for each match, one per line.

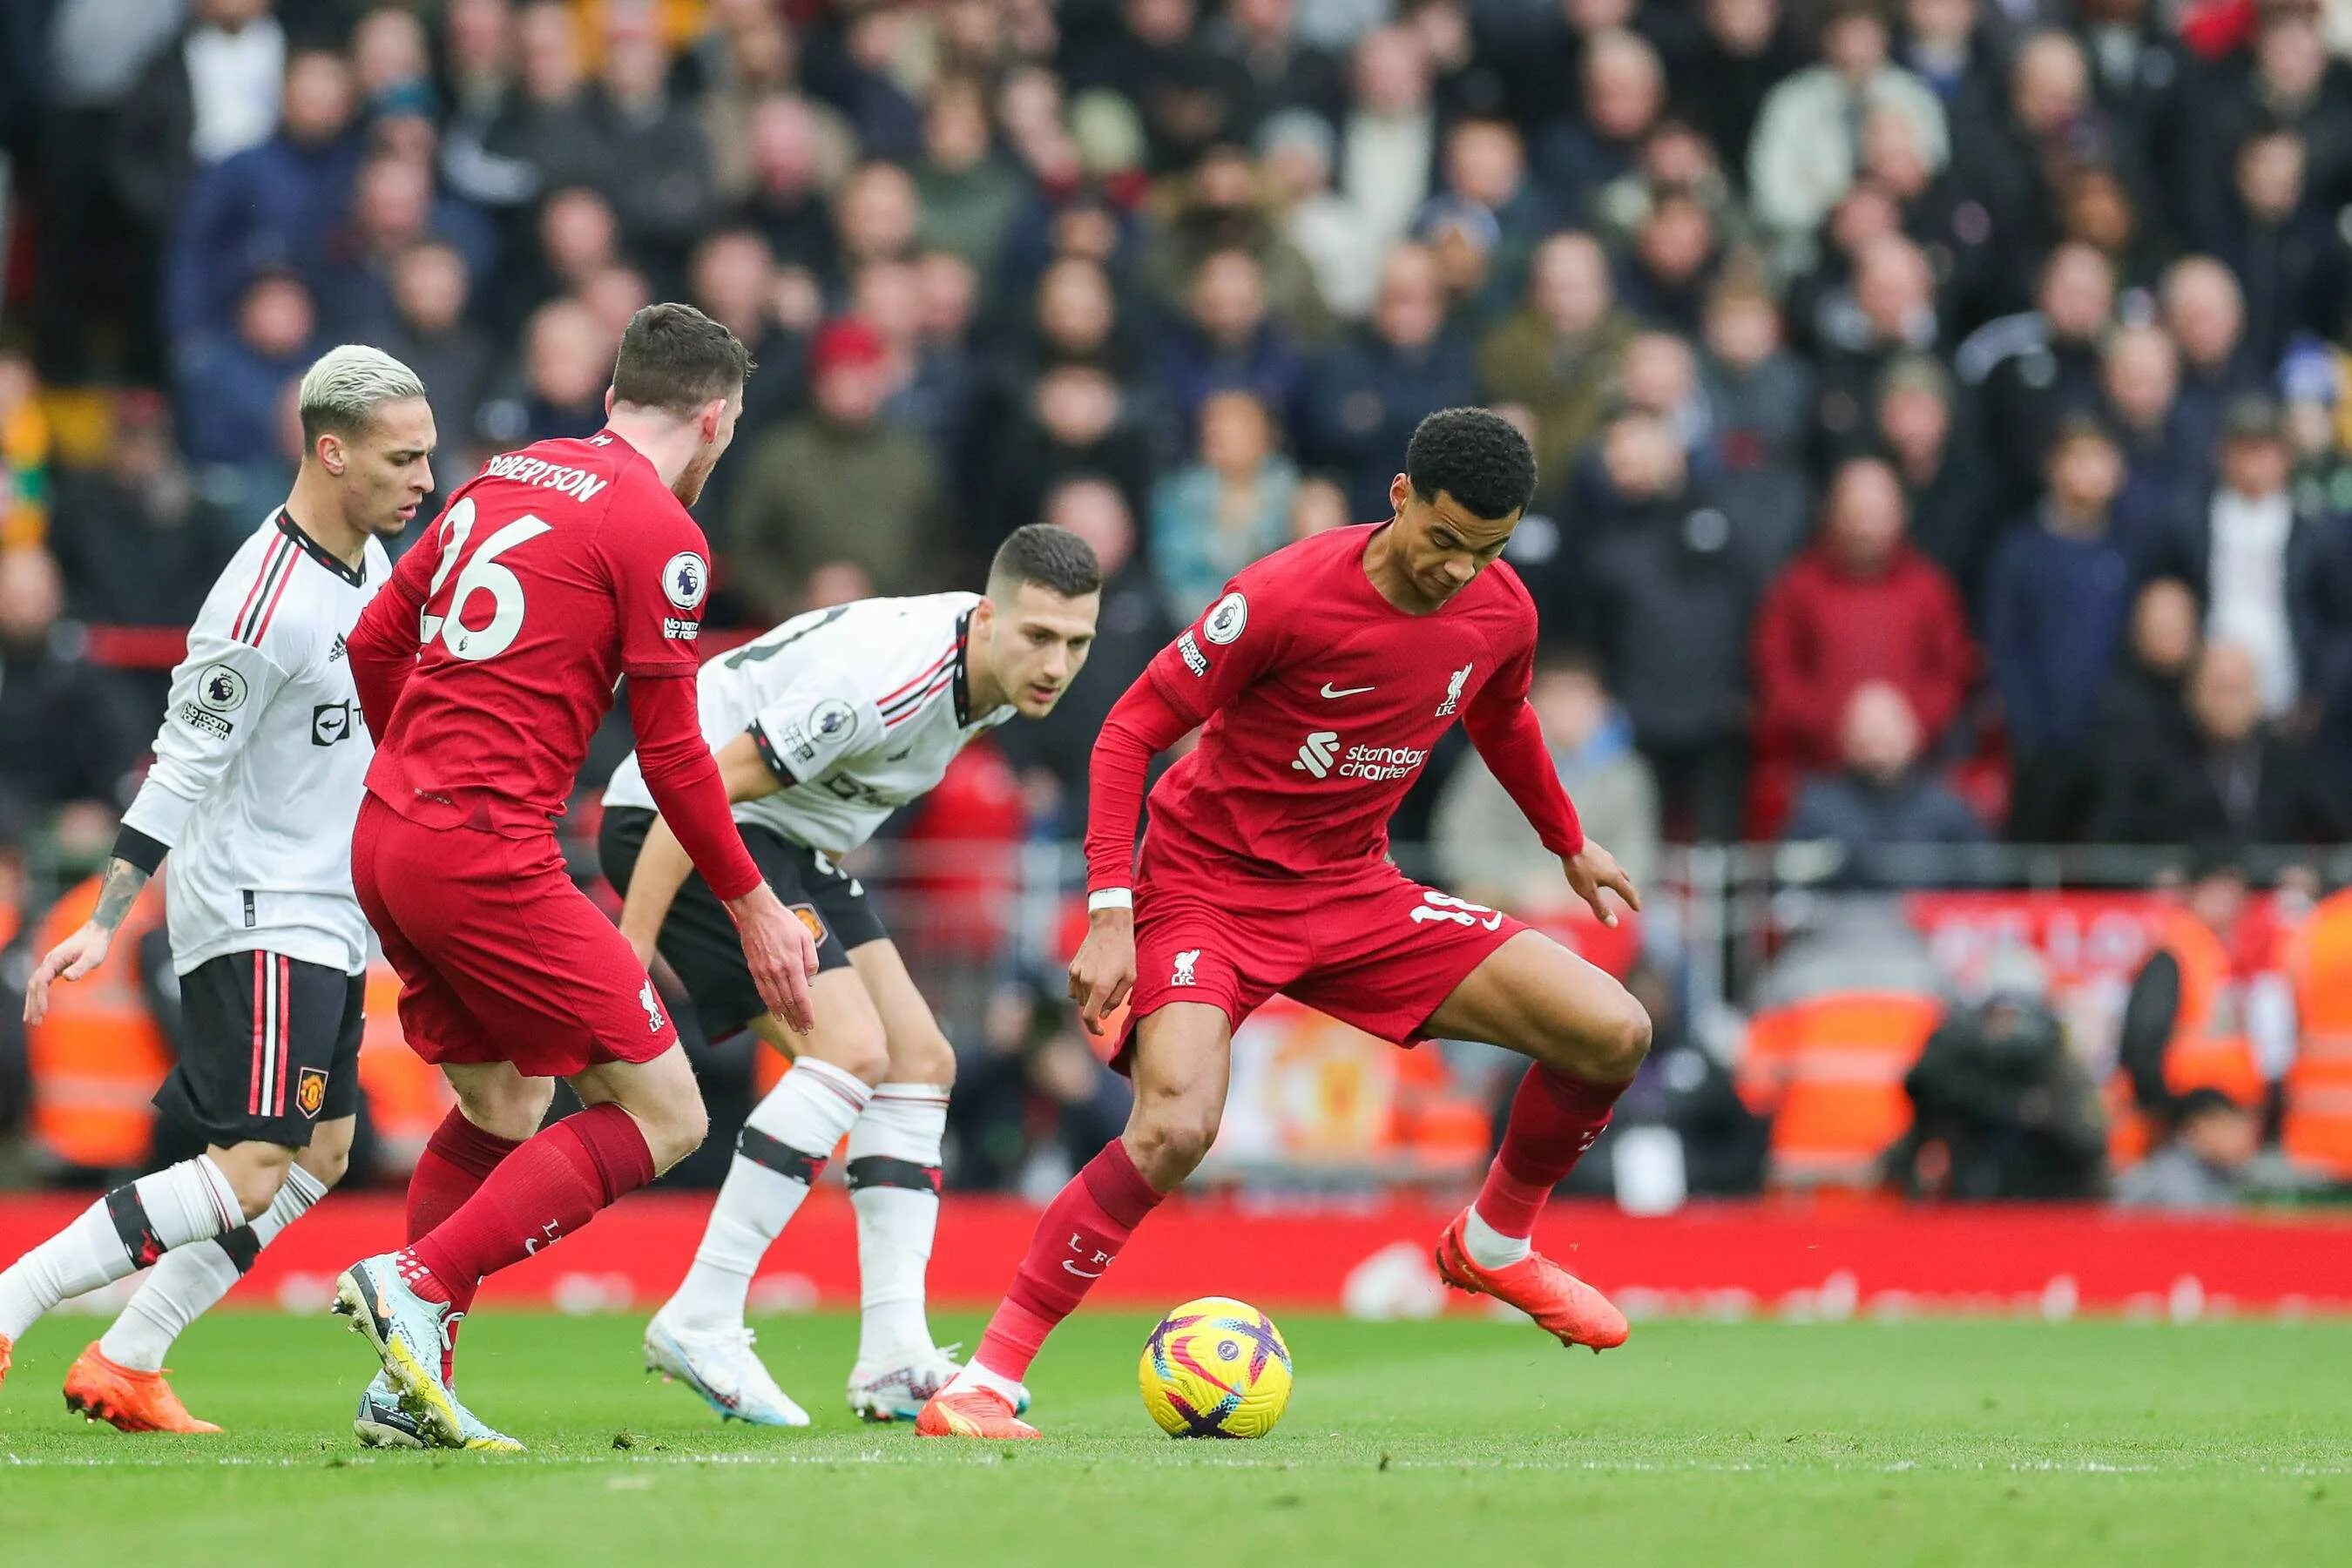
left=1580, top=413, right=1763, bottom=841
left=596, top=11, right=719, bottom=264
left=0, top=549, right=139, bottom=832
left=2091, top=640, right=2352, bottom=844
left=2181, top=2, right=2352, bottom=260
left=325, top=153, right=498, bottom=340
left=2112, top=853, right=2287, bottom=1140
left=2145, top=395, right=2327, bottom=719
left=1988, top=417, right=2137, bottom=841
left=1685, top=0, right=1808, bottom=186
left=529, top=185, right=625, bottom=323
left=1948, top=29, right=2117, bottom=278
left=997, top=477, right=1177, bottom=814
left=1781, top=682, right=1987, bottom=864
left=1747, top=0, right=1947, bottom=260
left=2073, top=0, right=2193, bottom=227
left=2161, top=256, right=2261, bottom=472
left=1752, top=457, right=1974, bottom=780
left=1808, top=233, right=1943, bottom=463
left=1478, top=232, right=1637, bottom=483
left=1149, top=391, right=1299, bottom=622
left=1433, top=652, right=1661, bottom=905
left=2093, top=577, right=2202, bottom=763
left=115, top=0, right=289, bottom=285
left=1700, top=274, right=1815, bottom=571
left=166, top=46, right=361, bottom=341
left=1259, top=109, right=1379, bottom=321
left=1153, top=247, right=1308, bottom=441
left=727, top=316, right=946, bottom=616
left=1956, top=242, right=2114, bottom=516
left=683, top=227, right=800, bottom=442
left=0, top=353, right=46, bottom=552
left=1873, top=354, right=1988, bottom=602
left=1297, top=245, right=1481, bottom=521
left=733, top=93, right=850, bottom=280
left=2101, top=321, right=2200, bottom=531
left=912, top=76, right=1027, bottom=285
left=478, top=297, right=610, bottom=449
left=1538, top=28, right=1667, bottom=220
left=1884, top=947, right=2106, bottom=1201
left=380, top=242, right=492, bottom=479
left=2207, top=128, right=2342, bottom=370
left=476, top=0, right=612, bottom=217
left=2114, top=1088, right=2259, bottom=1208
left=1147, top=145, right=1332, bottom=344
left=951, top=975, right=1128, bottom=1193
left=174, top=271, right=318, bottom=466
left=1426, top=118, right=1559, bottom=320
left=1290, top=475, right=1355, bottom=538
left=1338, top=25, right=1437, bottom=252
left=46, top=393, right=236, bottom=625
left=981, top=363, right=1156, bottom=558
left=1215, top=0, right=1345, bottom=133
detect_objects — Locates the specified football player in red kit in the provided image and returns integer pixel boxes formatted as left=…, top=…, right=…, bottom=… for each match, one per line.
left=329, top=305, right=817, bottom=1450
left=920, top=408, right=1649, bottom=1439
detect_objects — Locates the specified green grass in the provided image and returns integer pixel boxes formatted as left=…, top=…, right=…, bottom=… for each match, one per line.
left=2, top=1312, right=2347, bottom=1565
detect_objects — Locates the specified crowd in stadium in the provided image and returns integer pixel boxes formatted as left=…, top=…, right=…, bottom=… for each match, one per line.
left=7, top=0, right=2352, bottom=1201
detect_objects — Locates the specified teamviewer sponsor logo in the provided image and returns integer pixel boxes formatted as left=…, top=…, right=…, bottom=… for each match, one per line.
left=1291, top=731, right=1340, bottom=777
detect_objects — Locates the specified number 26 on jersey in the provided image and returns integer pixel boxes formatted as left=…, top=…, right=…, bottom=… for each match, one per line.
left=419, top=496, right=551, bottom=662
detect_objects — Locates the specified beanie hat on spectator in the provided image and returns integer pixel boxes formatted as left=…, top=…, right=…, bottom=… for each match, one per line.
left=810, top=318, right=889, bottom=378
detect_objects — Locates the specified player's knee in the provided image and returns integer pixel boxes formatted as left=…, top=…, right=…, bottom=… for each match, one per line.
left=1127, top=1102, right=1221, bottom=1188
left=459, top=1077, right=555, bottom=1143
left=294, top=1141, right=350, bottom=1191
left=1583, top=989, right=1653, bottom=1083
left=641, top=1093, right=710, bottom=1173
left=887, top=1024, right=956, bottom=1089
left=214, top=1144, right=294, bottom=1220
left=814, top=1017, right=890, bottom=1087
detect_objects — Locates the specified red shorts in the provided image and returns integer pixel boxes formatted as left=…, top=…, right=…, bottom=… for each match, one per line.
left=1119, top=848, right=1527, bottom=1069
left=353, top=793, right=679, bottom=1078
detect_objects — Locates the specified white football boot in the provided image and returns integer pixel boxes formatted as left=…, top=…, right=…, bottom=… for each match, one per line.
left=643, top=1308, right=811, bottom=1427
left=849, top=1344, right=1030, bottom=1423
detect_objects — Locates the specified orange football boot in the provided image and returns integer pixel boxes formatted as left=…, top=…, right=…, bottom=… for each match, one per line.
left=915, top=1387, right=1041, bottom=1440
left=62, top=1342, right=222, bottom=1434
left=1, top=1332, right=12, bottom=1396
left=1435, top=1209, right=1630, bottom=1352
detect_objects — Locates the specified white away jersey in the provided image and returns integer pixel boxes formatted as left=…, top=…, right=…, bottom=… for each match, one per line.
left=603, top=592, right=1012, bottom=857
left=121, top=511, right=389, bottom=975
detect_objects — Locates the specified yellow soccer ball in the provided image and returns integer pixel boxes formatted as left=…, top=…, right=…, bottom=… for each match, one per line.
left=1138, top=1296, right=1294, bottom=1439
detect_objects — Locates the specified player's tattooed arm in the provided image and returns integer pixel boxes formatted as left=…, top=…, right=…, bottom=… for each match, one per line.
left=89, top=856, right=153, bottom=933
left=22, top=855, right=149, bottom=1026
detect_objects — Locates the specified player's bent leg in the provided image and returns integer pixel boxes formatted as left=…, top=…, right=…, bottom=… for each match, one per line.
left=921, top=1004, right=1233, bottom=1440
left=400, top=1067, right=544, bottom=1390
left=1422, top=932, right=1649, bottom=1352
left=0, top=1152, right=245, bottom=1374
left=71, top=1119, right=358, bottom=1434
left=647, top=980, right=881, bottom=1428
left=843, top=940, right=962, bottom=1418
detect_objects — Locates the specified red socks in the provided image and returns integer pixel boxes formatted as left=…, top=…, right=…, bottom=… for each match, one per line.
left=404, top=1103, right=655, bottom=1302
left=403, top=1108, right=524, bottom=1375
left=977, top=1140, right=1164, bottom=1381
left=1474, top=1065, right=1628, bottom=1239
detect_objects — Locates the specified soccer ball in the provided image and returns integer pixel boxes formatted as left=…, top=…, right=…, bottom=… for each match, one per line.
left=1138, top=1296, right=1294, bottom=1438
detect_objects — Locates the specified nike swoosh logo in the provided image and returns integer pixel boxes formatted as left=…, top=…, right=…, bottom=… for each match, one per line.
left=1320, top=683, right=1375, bottom=699
left=1061, top=1260, right=1105, bottom=1279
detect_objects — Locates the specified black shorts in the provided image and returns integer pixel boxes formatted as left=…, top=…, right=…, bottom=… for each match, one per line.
left=598, top=807, right=887, bottom=1044
left=159, top=950, right=364, bottom=1147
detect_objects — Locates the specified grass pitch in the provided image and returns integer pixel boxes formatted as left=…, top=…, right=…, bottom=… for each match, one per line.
left=1, top=1311, right=2344, bottom=1565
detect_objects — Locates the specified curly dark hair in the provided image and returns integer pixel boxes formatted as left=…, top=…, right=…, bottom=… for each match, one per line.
left=990, top=523, right=1103, bottom=599
left=1404, top=407, right=1538, bottom=523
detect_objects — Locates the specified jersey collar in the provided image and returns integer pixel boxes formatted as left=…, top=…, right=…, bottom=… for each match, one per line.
left=275, top=509, right=367, bottom=586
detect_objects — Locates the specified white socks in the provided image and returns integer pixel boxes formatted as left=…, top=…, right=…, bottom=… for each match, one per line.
left=666, top=1058, right=872, bottom=1330
left=99, top=1164, right=329, bottom=1372
left=945, top=1356, right=1026, bottom=1404
left=0, top=1155, right=242, bottom=1342
left=847, top=1084, right=949, bottom=1369
left=1462, top=1205, right=1533, bottom=1270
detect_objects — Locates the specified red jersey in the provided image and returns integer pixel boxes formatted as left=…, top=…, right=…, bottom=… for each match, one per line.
left=1132, top=523, right=1543, bottom=881
left=348, top=431, right=713, bottom=835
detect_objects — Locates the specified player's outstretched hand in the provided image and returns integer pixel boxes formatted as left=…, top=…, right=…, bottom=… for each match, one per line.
left=23, top=921, right=113, bottom=1025
left=1563, top=841, right=1641, bottom=929
left=726, top=883, right=821, bottom=1034
left=1069, top=909, right=1137, bottom=1037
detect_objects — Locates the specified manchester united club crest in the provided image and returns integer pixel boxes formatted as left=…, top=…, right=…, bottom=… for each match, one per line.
left=297, top=1067, right=328, bottom=1119
left=792, top=903, right=828, bottom=945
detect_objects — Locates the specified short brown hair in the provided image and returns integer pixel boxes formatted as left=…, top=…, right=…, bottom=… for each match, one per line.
left=610, top=302, right=753, bottom=416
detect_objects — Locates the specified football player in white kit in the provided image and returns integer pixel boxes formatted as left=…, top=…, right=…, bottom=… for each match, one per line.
left=598, top=524, right=1101, bottom=1424
left=2, top=348, right=433, bottom=1432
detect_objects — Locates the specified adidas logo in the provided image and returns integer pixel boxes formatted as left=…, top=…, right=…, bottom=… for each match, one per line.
left=328, top=634, right=347, bottom=662
left=1290, top=731, right=1339, bottom=778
